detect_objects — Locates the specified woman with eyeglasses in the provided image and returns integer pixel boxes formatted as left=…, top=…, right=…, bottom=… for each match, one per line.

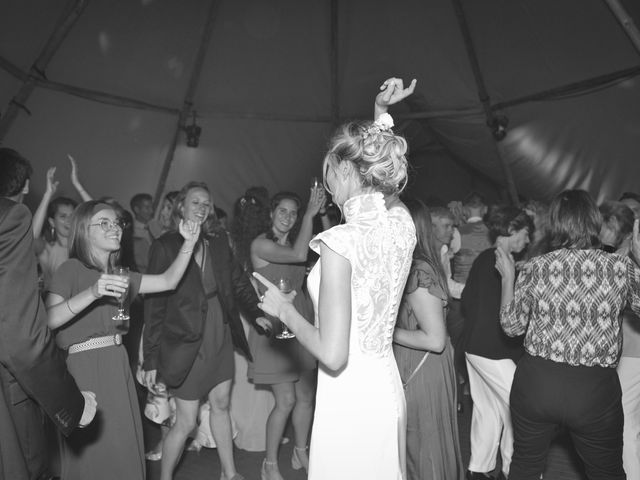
left=46, top=200, right=200, bottom=480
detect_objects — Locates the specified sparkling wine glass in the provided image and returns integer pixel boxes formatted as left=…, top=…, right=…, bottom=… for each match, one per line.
left=111, top=266, right=130, bottom=321
left=275, top=277, right=295, bottom=339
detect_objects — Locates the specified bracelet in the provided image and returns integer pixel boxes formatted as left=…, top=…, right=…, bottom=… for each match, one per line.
left=180, top=249, right=193, bottom=254
left=66, top=300, right=78, bottom=315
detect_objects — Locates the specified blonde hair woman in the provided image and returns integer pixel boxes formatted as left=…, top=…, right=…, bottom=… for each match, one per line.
left=256, top=77, right=417, bottom=480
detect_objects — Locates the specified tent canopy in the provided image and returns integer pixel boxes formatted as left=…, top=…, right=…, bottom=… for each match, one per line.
left=2, top=0, right=639, bottom=212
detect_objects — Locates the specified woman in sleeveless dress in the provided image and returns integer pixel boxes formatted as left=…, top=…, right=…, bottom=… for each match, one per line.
left=393, top=198, right=464, bottom=480
left=255, top=77, right=417, bottom=480
left=33, top=156, right=91, bottom=295
left=248, top=190, right=324, bottom=479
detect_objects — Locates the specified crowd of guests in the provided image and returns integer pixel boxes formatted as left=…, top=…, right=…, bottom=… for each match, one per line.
left=1, top=75, right=640, bottom=480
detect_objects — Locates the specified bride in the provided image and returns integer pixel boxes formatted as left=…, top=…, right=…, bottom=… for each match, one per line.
left=255, top=77, right=417, bottom=480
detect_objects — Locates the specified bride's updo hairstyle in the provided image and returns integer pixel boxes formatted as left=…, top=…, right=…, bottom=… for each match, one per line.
left=323, top=118, right=409, bottom=196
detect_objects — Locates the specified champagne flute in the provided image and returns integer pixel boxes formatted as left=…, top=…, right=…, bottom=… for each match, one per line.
left=275, top=277, right=295, bottom=339
left=111, top=266, right=130, bottom=321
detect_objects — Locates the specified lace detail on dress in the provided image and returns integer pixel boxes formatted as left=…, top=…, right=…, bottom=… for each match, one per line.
left=311, top=193, right=416, bottom=357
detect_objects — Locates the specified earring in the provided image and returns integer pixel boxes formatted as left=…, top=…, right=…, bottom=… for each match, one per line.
left=50, top=225, right=56, bottom=238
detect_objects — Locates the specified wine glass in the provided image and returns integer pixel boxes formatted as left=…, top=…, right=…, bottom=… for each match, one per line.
left=111, top=266, right=130, bottom=321
left=275, top=277, right=295, bottom=339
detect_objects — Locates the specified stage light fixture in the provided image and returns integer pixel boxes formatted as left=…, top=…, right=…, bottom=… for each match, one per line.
left=184, top=111, right=201, bottom=148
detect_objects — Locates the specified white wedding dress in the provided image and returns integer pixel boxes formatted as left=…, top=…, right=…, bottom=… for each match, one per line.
left=306, top=192, right=415, bottom=480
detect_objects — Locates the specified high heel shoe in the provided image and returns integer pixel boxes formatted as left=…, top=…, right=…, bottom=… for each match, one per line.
left=261, top=459, right=284, bottom=480
left=291, top=446, right=309, bottom=472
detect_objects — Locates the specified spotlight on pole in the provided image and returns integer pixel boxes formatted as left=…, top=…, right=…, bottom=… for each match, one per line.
left=184, top=111, right=201, bottom=148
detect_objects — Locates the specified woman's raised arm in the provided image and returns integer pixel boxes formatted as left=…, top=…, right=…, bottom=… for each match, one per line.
left=251, top=187, right=325, bottom=265
left=374, top=77, right=417, bottom=120
left=32, top=167, right=58, bottom=239
left=138, top=220, right=200, bottom=294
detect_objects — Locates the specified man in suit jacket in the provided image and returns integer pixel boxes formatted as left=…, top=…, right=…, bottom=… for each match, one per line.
left=0, top=148, right=96, bottom=480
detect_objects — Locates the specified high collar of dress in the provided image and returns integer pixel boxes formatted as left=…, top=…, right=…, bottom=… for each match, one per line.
left=343, top=192, right=386, bottom=223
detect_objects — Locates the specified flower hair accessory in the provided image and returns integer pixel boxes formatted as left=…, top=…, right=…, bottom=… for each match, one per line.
left=362, top=113, right=395, bottom=140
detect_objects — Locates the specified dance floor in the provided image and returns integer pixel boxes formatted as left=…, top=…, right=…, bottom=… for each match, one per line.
left=146, top=392, right=588, bottom=480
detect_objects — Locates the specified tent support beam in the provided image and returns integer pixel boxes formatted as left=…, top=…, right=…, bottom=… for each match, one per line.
left=152, top=0, right=220, bottom=212
left=0, top=0, right=89, bottom=142
left=604, top=0, right=640, bottom=54
left=491, top=64, right=640, bottom=111
left=0, top=55, right=179, bottom=115
left=451, top=0, right=519, bottom=205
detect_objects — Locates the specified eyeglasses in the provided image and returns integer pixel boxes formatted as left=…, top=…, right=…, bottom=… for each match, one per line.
left=89, top=219, right=127, bottom=232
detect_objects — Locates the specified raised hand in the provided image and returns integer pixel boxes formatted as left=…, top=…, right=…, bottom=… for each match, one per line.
left=68, top=154, right=81, bottom=186
left=91, top=274, right=129, bottom=299
left=78, top=391, right=97, bottom=428
left=375, top=77, right=417, bottom=113
left=253, top=272, right=297, bottom=321
left=45, top=167, right=59, bottom=196
left=178, top=219, right=200, bottom=245
left=494, top=245, right=515, bottom=281
left=306, top=185, right=326, bottom=217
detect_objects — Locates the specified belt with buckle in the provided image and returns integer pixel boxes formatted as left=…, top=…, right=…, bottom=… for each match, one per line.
left=68, top=334, right=123, bottom=354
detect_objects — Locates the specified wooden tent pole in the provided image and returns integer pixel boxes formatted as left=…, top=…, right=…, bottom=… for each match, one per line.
left=152, top=0, right=220, bottom=212
left=0, top=0, right=89, bottom=142
left=604, top=0, right=640, bottom=53
left=450, top=0, right=519, bottom=205
left=330, top=0, right=339, bottom=127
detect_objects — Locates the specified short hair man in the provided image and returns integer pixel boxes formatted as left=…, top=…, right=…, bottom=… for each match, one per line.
left=453, top=192, right=491, bottom=283
left=0, top=148, right=96, bottom=479
left=130, top=193, right=154, bottom=273
left=430, top=206, right=465, bottom=299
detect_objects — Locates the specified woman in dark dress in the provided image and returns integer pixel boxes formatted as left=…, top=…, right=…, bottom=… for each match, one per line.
left=248, top=190, right=324, bottom=480
left=142, top=181, right=264, bottom=480
left=46, top=200, right=199, bottom=480
left=393, top=198, right=464, bottom=480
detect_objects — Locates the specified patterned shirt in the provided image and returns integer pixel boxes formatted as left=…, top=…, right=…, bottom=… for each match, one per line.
left=500, top=248, right=640, bottom=367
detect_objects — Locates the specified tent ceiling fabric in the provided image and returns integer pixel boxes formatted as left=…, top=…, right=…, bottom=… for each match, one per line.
left=1, top=0, right=639, bottom=210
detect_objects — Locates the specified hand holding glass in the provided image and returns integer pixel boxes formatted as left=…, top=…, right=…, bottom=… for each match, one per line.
left=275, top=278, right=295, bottom=339
left=110, top=266, right=130, bottom=321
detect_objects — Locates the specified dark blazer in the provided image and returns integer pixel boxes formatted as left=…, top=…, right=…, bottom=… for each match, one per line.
left=143, top=229, right=261, bottom=387
left=0, top=199, right=84, bottom=478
